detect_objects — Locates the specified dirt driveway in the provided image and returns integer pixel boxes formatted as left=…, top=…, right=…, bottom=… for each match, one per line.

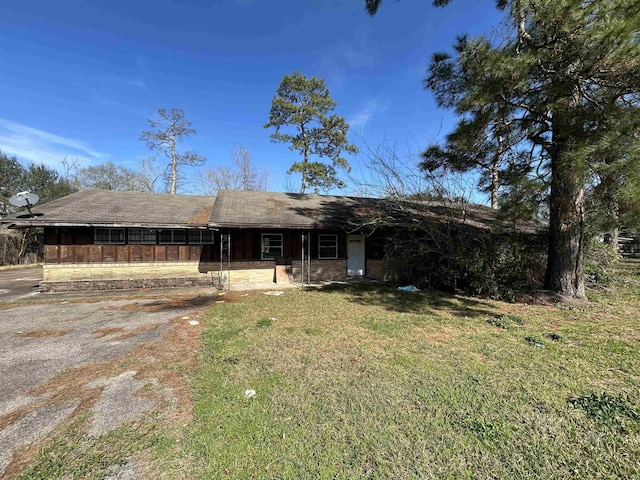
left=0, top=288, right=220, bottom=479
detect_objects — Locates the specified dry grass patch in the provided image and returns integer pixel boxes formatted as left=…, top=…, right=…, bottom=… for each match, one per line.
left=92, top=326, right=125, bottom=338
left=16, top=329, right=72, bottom=338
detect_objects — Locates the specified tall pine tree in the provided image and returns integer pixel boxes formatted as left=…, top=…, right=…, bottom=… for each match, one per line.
left=422, top=0, right=640, bottom=298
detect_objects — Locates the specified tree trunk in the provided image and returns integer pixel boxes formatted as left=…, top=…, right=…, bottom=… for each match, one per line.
left=300, top=143, right=308, bottom=194
left=170, top=137, right=177, bottom=194
left=606, top=204, right=620, bottom=257
left=490, top=134, right=502, bottom=209
left=300, top=166, right=307, bottom=194
left=544, top=146, right=586, bottom=299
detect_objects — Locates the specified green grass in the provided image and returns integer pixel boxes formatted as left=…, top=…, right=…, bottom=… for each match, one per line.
left=18, top=414, right=163, bottom=479
left=159, top=267, right=640, bottom=479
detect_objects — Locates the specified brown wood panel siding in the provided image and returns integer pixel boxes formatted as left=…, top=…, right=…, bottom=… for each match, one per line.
left=130, top=246, right=142, bottom=262
left=189, top=246, right=201, bottom=261
left=117, top=246, right=130, bottom=262
left=103, top=246, right=117, bottom=262
left=244, top=233, right=252, bottom=260
left=45, top=245, right=59, bottom=263
left=291, top=231, right=302, bottom=258
left=233, top=235, right=245, bottom=260
left=166, top=246, right=179, bottom=261
left=253, top=231, right=261, bottom=259
left=89, top=246, right=102, bottom=263
left=155, top=246, right=166, bottom=261
left=199, top=244, right=212, bottom=262
left=61, top=246, right=75, bottom=263
left=75, top=245, right=89, bottom=263
left=141, top=246, right=154, bottom=262
left=179, top=246, right=189, bottom=261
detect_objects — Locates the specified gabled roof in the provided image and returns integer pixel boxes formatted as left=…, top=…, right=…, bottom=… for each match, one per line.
left=2, top=189, right=215, bottom=229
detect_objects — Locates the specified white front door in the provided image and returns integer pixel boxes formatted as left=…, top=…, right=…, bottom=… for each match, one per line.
left=347, top=235, right=365, bottom=276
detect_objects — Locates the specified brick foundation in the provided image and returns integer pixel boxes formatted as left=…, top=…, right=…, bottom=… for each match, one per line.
left=291, top=259, right=347, bottom=282
left=40, top=277, right=214, bottom=292
left=41, top=261, right=217, bottom=292
left=40, top=258, right=353, bottom=292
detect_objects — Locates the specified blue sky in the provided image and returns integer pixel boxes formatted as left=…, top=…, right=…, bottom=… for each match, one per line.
left=0, top=0, right=504, bottom=198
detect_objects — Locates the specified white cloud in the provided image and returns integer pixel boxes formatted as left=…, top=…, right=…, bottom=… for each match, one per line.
left=114, top=76, right=147, bottom=89
left=348, top=97, right=389, bottom=131
left=0, top=119, right=107, bottom=170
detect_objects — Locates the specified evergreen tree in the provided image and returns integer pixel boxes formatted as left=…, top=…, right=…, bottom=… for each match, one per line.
left=422, top=0, right=640, bottom=298
left=264, top=72, right=358, bottom=193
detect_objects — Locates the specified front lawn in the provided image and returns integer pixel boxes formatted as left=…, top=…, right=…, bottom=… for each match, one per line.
left=162, top=269, right=640, bottom=479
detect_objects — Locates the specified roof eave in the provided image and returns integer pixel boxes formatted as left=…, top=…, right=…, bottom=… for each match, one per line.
left=211, top=221, right=343, bottom=230
left=3, top=220, right=215, bottom=230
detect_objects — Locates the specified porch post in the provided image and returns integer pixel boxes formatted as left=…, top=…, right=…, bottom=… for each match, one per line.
left=220, top=230, right=231, bottom=289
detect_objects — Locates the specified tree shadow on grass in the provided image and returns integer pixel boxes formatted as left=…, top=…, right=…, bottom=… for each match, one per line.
left=311, top=283, right=497, bottom=318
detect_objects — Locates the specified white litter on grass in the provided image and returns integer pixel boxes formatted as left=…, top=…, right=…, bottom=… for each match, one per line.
left=216, top=300, right=225, bottom=304
left=244, top=389, right=256, bottom=398
left=241, top=294, right=249, bottom=297
left=182, top=316, right=190, bottom=320
left=189, top=320, right=200, bottom=326
left=263, top=291, right=284, bottom=296
left=270, top=317, right=277, bottom=321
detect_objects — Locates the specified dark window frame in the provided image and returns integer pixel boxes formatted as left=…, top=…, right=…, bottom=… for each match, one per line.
left=95, top=228, right=125, bottom=245
left=159, top=229, right=187, bottom=245
left=127, top=228, right=158, bottom=244
left=318, top=233, right=338, bottom=259
left=261, top=233, right=283, bottom=260
left=188, top=230, right=215, bottom=244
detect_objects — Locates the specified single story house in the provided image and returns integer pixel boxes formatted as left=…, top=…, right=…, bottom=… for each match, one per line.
left=2, top=189, right=517, bottom=292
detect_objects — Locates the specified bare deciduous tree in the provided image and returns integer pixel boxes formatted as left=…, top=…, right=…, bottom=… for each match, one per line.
left=134, top=157, right=166, bottom=193
left=198, top=146, right=268, bottom=195
left=140, top=108, right=206, bottom=194
left=352, top=140, right=474, bottom=204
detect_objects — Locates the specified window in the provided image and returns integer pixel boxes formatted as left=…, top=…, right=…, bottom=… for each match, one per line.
left=318, top=234, right=338, bottom=259
left=128, top=228, right=157, bottom=244
left=261, top=233, right=283, bottom=259
left=95, top=228, right=125, bottom=244
left=188, top=230, right=214, bottom=244
left=159, top=229, right=187, bottom=244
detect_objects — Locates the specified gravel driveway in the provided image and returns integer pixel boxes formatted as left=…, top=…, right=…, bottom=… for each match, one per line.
left=0, top=290, right=216, bottom=478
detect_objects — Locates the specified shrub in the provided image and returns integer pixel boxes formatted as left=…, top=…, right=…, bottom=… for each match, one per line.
left=381, top=227, right=546, bottom=299
left=584, top=237, right=620, bottom=287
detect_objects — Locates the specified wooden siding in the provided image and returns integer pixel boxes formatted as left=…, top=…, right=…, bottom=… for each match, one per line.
left=44, top=244, right=206, bottom=264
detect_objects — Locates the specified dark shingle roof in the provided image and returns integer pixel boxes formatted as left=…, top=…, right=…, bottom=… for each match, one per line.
left=209, top=190, right=539, bottom=233
left=2, top=188, right=540, bottom=234
left=210, top=190, right=363, bottom=229
left=2, top=189, right=215, bottom=229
